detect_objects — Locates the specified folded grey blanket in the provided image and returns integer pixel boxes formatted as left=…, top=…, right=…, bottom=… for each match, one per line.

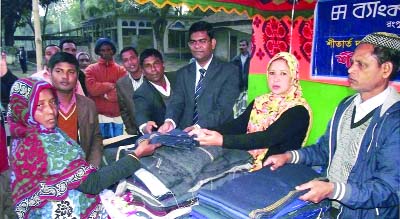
left=127, top=146, right=252, bottom=208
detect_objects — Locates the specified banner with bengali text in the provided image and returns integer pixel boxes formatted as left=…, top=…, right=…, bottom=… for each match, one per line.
left=311, top=0, right=400, bottom=88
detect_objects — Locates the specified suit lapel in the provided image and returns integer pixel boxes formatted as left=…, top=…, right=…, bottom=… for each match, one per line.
left=165, top=72, right=177, bottom=88
left=146, top=80, right=165, bottom=107
left=76, top=95, right=87, bottom=129
left=123, top=76, right=134, bottom=94
left=198, top=58, right=219, bottom=97
left=187, top=63, right=197, bottom=100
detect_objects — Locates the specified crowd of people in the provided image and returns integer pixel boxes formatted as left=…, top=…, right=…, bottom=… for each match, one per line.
left=0, top=20, right=399, bottom=219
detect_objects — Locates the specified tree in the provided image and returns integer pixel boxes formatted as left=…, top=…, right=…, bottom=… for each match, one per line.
left=152, top=5, right=171, bottom=51
left=133, top=2, right=173, bottom=51
left=79, top=0, right=85, bottom=20
left=1, top=0, right=31, bottom=46
left=1, top=0, right=61, bottom=46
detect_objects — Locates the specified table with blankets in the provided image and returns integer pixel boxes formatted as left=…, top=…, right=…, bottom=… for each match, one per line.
left=101, top=130, right=330, bottom=219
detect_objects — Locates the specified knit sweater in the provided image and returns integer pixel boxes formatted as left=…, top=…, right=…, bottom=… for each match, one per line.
left=289, top=87, right=400, bottom=219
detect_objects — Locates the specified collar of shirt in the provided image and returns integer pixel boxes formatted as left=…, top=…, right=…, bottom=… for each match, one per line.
left=195, top=55, right=213, bottom=87
left=353, top=87, right=390, bottom=122
left=149, top=75, right=171, bottom=97
left=240, top=53, right=249, bottom=65
left=59, top=92, right=77, bottom=113
left=31, top=70, right=52, bottom=84
left=128, top=73, right=143, bottom=91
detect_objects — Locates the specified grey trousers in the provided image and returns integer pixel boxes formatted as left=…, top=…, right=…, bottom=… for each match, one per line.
left=0, top=170, right=16, bottom=219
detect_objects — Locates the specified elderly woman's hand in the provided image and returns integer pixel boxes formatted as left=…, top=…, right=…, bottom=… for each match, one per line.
left=189, top=128, right=223, bottom=146
left=133, top=139, right=161, bottom=158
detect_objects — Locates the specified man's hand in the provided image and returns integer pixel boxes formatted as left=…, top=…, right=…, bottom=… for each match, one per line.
left=104, top=82, right=115, bottom=90
left=158, top=121, right=174, bottom=133
left=183, top=125, right=196, bottom=133
left=263, top=153, right=292, bottom=170
left=1, top=52, right=8, bottom=77
left=133, top=139, right=161, bottom=158
left=189, top=129, right=223, bottom=146
left=144, top=121, right=157, bottom=134
left=296, top=180, right=334, bottom=203
left=105, top=88, right=117, bottom=101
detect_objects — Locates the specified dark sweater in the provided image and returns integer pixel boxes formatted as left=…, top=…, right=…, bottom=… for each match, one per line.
left=78, top=155, right=140, bottom=194
left=1, top=69, right=18, bottom=108
left=78, top=70, right=88, bottom=96
left=214, top=101, right=310, bottom=157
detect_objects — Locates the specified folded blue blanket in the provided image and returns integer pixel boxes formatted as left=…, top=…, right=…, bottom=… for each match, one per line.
left=191, top=205, right=230, bottom=219
left=137, top=129, right=199, bottom=149
left=197, top=164, right=330, bottom=219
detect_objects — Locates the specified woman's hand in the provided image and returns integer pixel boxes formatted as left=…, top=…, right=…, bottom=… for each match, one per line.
left=133, top=139, right=161, bottom=158
left=189, top=128, right=223, bottom=146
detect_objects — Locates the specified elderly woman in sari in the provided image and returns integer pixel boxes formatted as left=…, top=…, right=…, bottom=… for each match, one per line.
left=189, top=52, right=312, bottom=170
left=7, top=77, right=160, bottom=219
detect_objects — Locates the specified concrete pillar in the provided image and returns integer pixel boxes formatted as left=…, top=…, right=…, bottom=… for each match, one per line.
left=117, top=18, right=123, bottom=53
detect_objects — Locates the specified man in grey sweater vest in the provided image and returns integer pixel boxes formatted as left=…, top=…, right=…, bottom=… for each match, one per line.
left=264, top=32, right=400, bottom=219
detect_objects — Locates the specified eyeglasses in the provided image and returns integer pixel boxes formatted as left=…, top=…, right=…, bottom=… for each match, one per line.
left=188, top=39, right=210, bottom=47
left=143, top=61, right=163, bottom=70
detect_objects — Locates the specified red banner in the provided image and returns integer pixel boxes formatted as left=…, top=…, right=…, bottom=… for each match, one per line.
left=216, top=0, right=316, bottom=12
left=250, top=15, right=314, bottom=80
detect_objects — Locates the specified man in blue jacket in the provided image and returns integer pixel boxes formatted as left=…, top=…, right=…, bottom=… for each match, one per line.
left=265, top=32, right=400, bottom=219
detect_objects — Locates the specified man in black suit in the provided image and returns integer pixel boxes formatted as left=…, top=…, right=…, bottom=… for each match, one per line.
left=133, top=48, right=176, bottom=134
left=159, top=21, right=240, bottom=132
left=17, top=47, right=27, bottom=74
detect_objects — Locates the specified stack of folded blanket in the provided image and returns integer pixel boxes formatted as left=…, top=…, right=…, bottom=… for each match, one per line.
left=191, top=164, right=330, bottom=219
left=115, top=130, right=253, bottom=218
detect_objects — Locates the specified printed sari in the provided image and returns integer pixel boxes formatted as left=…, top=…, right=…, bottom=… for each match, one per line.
left=7, top=78, right=107, bottom=219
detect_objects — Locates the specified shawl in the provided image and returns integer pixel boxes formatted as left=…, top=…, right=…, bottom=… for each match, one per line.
left=7, top=78, right=103, bottom=219
left=76, top=52, right=90, bottom=61
left=246, top=52, right=312, bottom=170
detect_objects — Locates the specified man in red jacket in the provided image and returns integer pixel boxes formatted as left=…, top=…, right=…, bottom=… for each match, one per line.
left=85, top=38, right=127, bottom=138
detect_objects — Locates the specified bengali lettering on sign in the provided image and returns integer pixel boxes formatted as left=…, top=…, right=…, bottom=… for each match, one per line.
left=311, top=0, right=400, bottom=87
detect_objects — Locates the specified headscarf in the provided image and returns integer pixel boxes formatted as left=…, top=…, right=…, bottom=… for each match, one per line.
left=246, top=52, right=312, bottom=170
left=76, top=51, right=90, bottom=61
left=7, top=78, right=101, bottom=219
left=7, top=77, right=56, bottom=137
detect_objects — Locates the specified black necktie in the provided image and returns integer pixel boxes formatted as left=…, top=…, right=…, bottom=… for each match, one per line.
left=193, top=68, right=206, bottom=125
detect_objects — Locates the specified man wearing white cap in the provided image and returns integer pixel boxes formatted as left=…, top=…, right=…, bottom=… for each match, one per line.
left=265, top=32, right=400, bottom=219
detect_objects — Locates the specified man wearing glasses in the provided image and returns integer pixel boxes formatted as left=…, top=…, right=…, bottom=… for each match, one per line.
left=159, top=21, right=240, bottom=133
left=133, top=48, right=176, bottom=134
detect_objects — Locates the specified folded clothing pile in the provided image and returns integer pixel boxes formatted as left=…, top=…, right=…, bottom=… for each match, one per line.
left=191, top=164, right=330, bottom=219
left=136, top=129, right=199, bottom=150
left=121, top=145, right=253, bottom=218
